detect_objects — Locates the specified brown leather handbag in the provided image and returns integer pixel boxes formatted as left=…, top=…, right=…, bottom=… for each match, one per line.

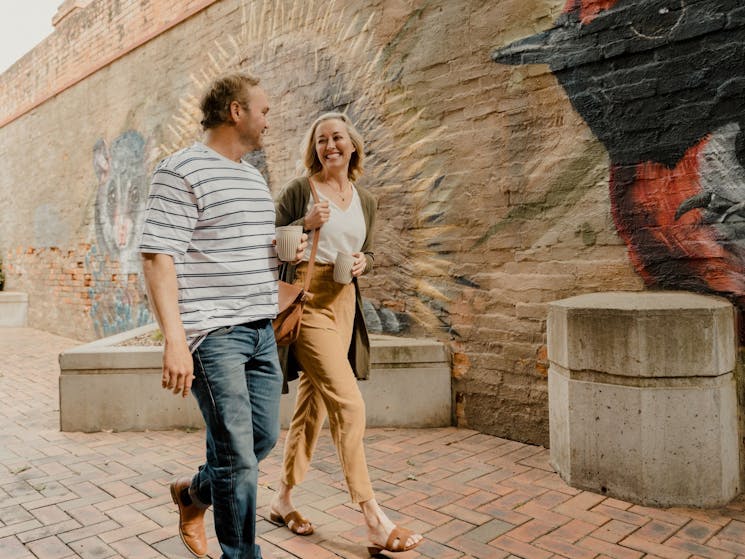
left=273, top=179, right=320, bottom=346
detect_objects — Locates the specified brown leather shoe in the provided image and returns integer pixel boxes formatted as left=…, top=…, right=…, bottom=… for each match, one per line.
left=170, top=478, right=208, bottom=558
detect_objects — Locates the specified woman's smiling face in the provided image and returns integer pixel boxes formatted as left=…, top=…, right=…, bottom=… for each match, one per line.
left=315, top=119, right=356, bottom=173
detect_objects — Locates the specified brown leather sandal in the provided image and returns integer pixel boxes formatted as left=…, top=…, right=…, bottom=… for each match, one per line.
left=268, top=509, right=314, bottom=535
left=367, top=526, right=422, bottom=555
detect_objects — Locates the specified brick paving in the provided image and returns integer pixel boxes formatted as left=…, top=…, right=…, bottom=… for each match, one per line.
left=1, top=327, right=744, bottom=559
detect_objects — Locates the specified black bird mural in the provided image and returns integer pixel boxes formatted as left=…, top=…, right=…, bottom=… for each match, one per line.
left=493, top=0, right=745, bottom=321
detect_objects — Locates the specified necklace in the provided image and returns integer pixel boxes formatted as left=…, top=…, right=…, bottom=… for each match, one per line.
left=315, top=174, right=352, bottom=202
left=336, top=183, right=350, bottom=202
left=325, top=180, right=351, bottom=202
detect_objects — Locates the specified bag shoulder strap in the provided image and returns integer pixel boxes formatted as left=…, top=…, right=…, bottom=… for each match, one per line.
left=303, top=178, right=321, bottom=292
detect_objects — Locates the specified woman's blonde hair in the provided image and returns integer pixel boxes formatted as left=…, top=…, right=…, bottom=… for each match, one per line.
left=301, top=112, right=365, bottom=181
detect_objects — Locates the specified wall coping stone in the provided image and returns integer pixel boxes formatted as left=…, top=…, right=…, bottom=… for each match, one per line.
left=0, top=291, right=29, bottom=303
left=59, top=323, right=448, bottom=371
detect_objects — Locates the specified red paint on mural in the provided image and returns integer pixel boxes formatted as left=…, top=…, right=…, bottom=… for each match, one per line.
left=562, top=0, right=619, bottom=24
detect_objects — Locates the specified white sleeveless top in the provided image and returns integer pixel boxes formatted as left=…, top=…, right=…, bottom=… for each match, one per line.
left=303, top=187, right=366, bottom=264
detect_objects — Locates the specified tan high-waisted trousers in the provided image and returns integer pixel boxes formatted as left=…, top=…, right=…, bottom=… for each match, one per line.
left=281, top=263, right=374, bottom=503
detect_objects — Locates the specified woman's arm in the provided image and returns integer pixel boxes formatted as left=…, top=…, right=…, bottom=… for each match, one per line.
left=275, top=177, right=308, bottom=228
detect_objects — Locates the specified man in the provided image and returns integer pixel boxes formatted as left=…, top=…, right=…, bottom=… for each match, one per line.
left=139, top=72, right=305, bottom=559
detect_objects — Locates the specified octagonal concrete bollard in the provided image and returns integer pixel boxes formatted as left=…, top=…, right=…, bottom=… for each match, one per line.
left=548, top=291, right=740, bottom=507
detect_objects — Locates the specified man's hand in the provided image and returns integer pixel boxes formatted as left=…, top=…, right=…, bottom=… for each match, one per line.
left=162, top=338, right=194, bottom=398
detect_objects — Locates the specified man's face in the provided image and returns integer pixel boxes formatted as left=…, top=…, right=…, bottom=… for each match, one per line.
left=236, top=86, right=269, bottom=151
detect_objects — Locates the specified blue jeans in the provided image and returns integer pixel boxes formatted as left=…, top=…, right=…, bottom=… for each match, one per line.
left=188, top=319, right=282, bottom=559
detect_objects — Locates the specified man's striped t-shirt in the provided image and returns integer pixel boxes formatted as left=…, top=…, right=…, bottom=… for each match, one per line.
left=138, top=142, right=279, bottom=350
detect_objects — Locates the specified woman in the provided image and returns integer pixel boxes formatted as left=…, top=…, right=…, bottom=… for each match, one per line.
left=271, top=112, right=423, bottom=555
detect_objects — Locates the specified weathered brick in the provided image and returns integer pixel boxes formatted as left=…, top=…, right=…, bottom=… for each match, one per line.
left=5, top=0, right=735, bottom=449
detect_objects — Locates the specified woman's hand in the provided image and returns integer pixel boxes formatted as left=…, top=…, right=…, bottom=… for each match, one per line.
left=292, top=233, right=309, bottom=264
left=303, top=200, right=330, bottom=230
left=351, top=252, right=367, bottom=277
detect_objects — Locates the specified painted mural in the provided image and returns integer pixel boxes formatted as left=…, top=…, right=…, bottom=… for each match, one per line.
left=93, top=130, right=151, bottom=274
left=157, top=0, right=443, bottom=336
left=90, top=130, right=152, bottom=336
left=494, top=0, right=745, bottom=319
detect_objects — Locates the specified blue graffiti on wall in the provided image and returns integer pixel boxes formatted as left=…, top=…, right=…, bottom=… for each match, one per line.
left=89, top=130, right=152, bottom=336
left=93, top=130, right=150, bottom=273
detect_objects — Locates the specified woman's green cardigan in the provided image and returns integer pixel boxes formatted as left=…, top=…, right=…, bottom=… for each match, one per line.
left=274, top=176, right=377, bottom=393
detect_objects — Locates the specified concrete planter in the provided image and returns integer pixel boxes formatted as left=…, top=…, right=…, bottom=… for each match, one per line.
left=59, top=323, right=452, bottom=432
left=548, top=291, right=740, bottom=507
left=0, top=291, right=28, bottom=327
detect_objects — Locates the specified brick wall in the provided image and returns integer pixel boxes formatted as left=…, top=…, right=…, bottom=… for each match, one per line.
left=0, top=0, right=220, bottom=128
left=9, top=0, right=736, bottom=445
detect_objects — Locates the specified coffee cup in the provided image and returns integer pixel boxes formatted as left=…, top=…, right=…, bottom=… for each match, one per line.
left=334, top=251, right=355, bottom=284
left=275, top=225, right=303, bottom=262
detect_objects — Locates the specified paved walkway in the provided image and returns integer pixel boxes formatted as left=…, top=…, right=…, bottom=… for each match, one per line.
left=1, top=327, right=744, bottom=559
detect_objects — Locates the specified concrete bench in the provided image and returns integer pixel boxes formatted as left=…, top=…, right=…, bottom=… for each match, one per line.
left=0, top=291, right=28, bottom=327
left=59, top=323, right=452, bottom=432
left=548, top=291, right=740, bottom=507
